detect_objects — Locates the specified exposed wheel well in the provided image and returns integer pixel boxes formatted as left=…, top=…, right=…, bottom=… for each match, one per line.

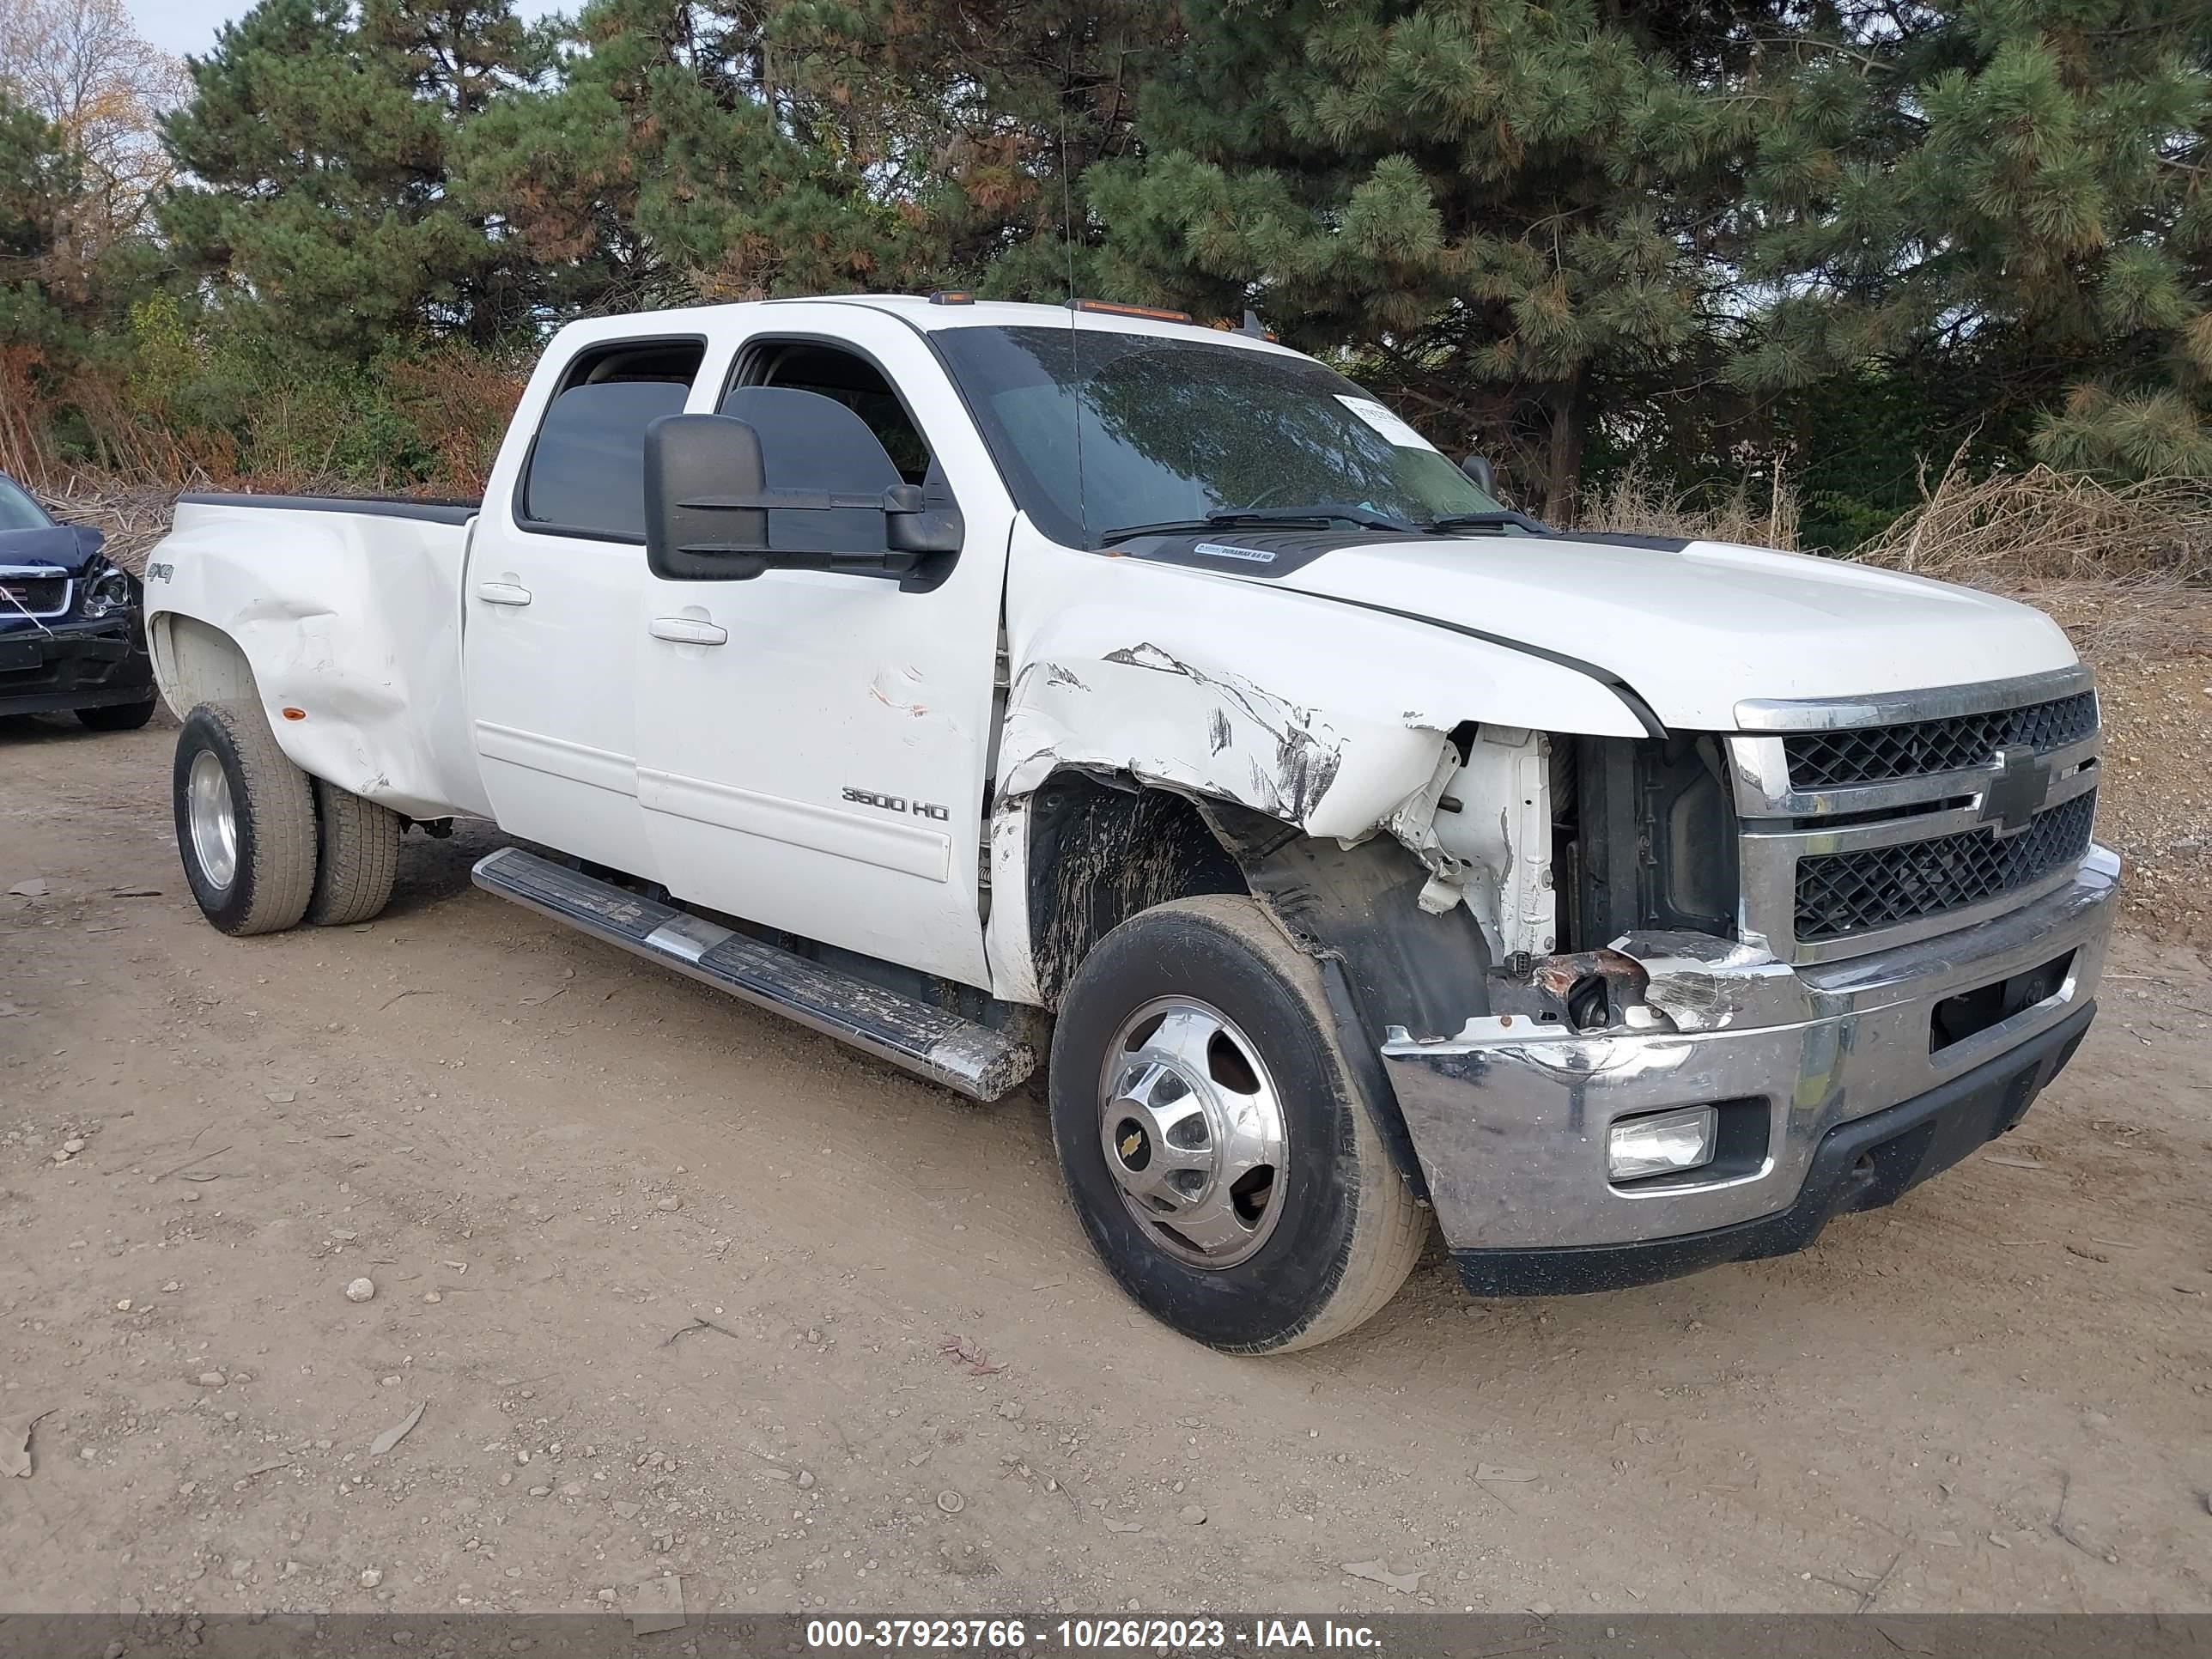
left=1023, top=769, right=1248, bottom=1012
left=1022, top=771, right=1495, bottom=1206
left=150, top=613, right=258, bottom=717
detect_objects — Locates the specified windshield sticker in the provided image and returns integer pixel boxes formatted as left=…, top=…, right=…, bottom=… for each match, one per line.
left=1191, top=542, right=1279, bottom=564
left=1335, top=395, right=1438, bottom=452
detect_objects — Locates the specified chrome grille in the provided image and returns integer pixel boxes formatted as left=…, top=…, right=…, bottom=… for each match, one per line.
left=0, top=569, right=70, bottom=618
left=1794, top=792, right=2097, bottom=943
left=1730, top=667, right=2104, bottom=963
left=1784, top=691, right=2098, bottom=787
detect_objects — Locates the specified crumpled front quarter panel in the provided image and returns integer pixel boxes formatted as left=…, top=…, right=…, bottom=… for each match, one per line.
left=998, top=528, right=1644, bottom=839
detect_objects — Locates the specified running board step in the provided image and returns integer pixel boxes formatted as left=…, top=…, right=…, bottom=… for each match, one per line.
left=471, top=847, right=1034, bottom=1101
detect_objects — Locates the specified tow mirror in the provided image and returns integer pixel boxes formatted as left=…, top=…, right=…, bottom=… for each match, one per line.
left=643, top=413, right=963, bottom=583
left=644, top=412, right=770, bottom=581
left=884, top=483, right=963, bottom=556
left=1459, top=453, right=1498, bottom=498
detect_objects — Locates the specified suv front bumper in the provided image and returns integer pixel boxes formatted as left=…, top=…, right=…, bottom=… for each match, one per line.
left=0, top=614, right=153, bottom=715
left=1380, top=844, right=2118, bottom=1292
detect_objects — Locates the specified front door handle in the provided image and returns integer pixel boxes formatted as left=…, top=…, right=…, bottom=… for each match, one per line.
left=649, top=617, right=729, bottom=647
left=476, top=581, right=532, bottom=607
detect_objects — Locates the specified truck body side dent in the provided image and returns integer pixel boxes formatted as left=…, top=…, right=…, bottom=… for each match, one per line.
left=144, top=499, right=491, bottom=822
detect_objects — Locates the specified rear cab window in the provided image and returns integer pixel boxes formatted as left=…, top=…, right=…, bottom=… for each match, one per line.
left=516, top=338, right=707, bottom=541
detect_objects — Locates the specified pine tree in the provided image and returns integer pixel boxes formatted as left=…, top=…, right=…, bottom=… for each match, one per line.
left=1740, top=0, right=2212, bottom=479
left=0, top=92, right=77, bottom=345
left=161, top=0, right=543, bottom=357
left=453, top=0, right=927, bottom=310
left=1087, top=0, right=1767, bottom=516
left=761, top=0, right=1172, bottom=295
left=454, top=0, right=1170, bottom=310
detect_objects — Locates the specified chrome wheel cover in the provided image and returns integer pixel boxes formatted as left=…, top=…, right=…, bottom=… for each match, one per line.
left=186, top=748, right=239, bottom=892
left=1097, top=997, right=1289, bottom=1269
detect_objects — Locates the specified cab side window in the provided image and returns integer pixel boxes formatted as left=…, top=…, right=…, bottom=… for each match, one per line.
left=520, top=338, right=706, bottom=541
left=720, top=339, right=959, bottom=559
left=719, top=386, right=910, bottom=555
left=736, top=340, right=935, bottom=484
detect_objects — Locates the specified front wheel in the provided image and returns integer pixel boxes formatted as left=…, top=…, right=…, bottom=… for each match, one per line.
left=1048, top=895, right=1427, bottom=1353
left=173, top=701, right=318, bottom=936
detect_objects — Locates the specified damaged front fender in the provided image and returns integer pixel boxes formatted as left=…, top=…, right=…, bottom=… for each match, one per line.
left=996, top=641, right=1439, bottom=837
left=982, top=541, right=1649, bottom=1003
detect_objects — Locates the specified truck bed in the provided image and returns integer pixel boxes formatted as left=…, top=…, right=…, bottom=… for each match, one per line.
left=149, top=493, right=491, bottom=820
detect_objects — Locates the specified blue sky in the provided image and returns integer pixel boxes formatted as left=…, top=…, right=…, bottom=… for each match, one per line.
left=131, top=0, right=565, bottom=58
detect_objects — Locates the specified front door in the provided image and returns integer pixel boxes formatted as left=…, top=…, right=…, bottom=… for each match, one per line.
left=634, top=306, right=1012, bottom=988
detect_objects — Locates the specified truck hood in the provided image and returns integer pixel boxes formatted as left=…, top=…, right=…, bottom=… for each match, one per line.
left=1277, top=533, right=2080, bottom=732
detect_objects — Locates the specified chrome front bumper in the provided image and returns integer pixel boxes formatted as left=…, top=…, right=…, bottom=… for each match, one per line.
left=1380, top=844, right=2119, bottom=1255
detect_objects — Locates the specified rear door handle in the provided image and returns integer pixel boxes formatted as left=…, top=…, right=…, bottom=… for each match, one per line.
left=476, top=581, right=532, bottom=607
left=649, top=617, right=729, bottom=647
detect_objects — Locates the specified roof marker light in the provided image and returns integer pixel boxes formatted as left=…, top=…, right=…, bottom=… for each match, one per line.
left=1066, top=299, right=1195, bottom=324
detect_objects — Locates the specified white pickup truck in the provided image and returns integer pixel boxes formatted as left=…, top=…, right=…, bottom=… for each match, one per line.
left=140, top=294, right=2118, bottom=1352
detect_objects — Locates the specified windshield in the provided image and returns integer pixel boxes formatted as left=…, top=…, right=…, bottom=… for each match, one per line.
left=933, top=325, right=1504, bottom=548
left=0, top=476, right=52, bottom=532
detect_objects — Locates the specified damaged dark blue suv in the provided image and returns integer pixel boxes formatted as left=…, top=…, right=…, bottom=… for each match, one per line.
left=0, top=472, right=156, bottom=731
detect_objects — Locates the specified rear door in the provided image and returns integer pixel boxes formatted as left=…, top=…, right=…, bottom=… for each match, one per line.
left=463, top=335, right=708, bottom=875
left=634, top=304, right=1013, bottom=988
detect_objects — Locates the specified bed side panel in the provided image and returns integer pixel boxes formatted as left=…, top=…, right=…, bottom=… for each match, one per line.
left=145, top=501, right=489, bottom=819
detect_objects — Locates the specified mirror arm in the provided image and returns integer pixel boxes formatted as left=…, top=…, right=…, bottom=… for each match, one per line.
left=678, top=488, right=895, bottom=514
left=884, top=482, right=963, bottom=568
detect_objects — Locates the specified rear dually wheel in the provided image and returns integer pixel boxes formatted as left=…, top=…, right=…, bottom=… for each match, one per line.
left=173, top=701, right=318, bottom=936
left=307, top=777, right=400, bottom=926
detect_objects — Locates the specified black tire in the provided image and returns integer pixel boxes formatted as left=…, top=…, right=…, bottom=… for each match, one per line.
left=1048, top=894, right=1427, bottom=1353
left=172, top=701, right=318, bottom=936
left=307, top=777, right=400, bottom=926
left=76, top=697, right=156, bottom=732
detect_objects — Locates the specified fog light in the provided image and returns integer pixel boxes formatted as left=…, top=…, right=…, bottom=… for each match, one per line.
left=1607, top=1105, right=1717, bottom=1182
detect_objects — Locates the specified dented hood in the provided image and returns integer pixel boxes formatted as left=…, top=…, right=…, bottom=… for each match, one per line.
left=1275, top=532, right=2081, bottom=732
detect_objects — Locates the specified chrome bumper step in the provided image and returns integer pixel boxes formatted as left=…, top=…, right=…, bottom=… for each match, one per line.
left=471, top=847, right=1034, bottom=1101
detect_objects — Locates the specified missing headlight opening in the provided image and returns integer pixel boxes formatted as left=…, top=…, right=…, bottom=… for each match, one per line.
left=1467, top=732, right=1742, bottom=1033
left=1553, top=733, right=1740, bottom=953
left=82, top=562, right=134, bottom=617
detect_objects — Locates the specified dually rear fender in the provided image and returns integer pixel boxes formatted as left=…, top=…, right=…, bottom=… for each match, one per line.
left=143, top=501, right=490, bottom=820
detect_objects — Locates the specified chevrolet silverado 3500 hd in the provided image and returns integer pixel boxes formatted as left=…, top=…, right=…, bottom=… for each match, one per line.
left=140, top=295, right=2118, bottom=1352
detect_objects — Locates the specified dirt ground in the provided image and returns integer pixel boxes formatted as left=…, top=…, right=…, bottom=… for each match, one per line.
left=2090, top=651, right=2212, bottom=951
left=3, top=714, right=2209, bottom=1622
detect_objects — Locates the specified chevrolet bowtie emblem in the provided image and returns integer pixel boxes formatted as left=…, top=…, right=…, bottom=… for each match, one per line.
left=1978, top=744, right=2051, bottom=836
